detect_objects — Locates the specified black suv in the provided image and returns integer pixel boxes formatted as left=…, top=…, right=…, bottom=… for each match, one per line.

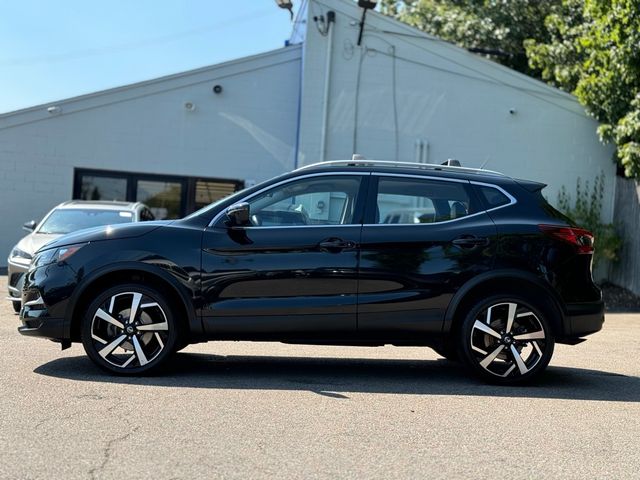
left=19, top=160, right=604, bottom=383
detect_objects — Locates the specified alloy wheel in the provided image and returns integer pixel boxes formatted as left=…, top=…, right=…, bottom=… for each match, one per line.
left=89, top=291, right=170, bottom=370
left=469, top=301, right=548, bottom=379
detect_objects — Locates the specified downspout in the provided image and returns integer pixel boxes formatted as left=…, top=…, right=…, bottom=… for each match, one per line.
left=319, top=11, right=336, bottom=163
left=293, top=45, right=304, bottom=170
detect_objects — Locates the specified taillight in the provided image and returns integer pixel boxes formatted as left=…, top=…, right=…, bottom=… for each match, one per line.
left=539, top=225, right=594, bottom=254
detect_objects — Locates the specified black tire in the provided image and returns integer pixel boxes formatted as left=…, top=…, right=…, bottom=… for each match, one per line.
left=11, top=301, right=21, bottom=313
left=81, top=283, right=178, bottom=375
left=458, top=294, right=555, bottom=384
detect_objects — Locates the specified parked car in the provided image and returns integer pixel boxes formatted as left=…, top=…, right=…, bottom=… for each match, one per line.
left=7, top=201, right=154, bottom=312
left=18, top=160, right=603, bottom=384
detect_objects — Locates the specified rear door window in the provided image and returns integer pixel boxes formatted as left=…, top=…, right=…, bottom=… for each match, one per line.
left=373, top=176, right=476, bottom=224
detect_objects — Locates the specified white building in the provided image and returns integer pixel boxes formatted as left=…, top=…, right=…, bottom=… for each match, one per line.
left=0, top=0, right=615, bottom=268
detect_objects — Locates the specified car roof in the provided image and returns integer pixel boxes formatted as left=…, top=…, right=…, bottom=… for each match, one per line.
left=294, top=160, right=514, bottom=185
left=55, top=200, right=146, bottom=211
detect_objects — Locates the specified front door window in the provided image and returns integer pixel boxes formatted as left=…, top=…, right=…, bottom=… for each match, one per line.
left=246, top=176, right=362, bottom=227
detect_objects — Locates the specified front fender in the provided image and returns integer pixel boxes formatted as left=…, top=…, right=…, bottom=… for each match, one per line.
left=65, top=260, right=201, bottom=338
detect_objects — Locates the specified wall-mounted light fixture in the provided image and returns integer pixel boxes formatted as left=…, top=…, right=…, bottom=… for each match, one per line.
left=184, top=101, right=196, bottom=112
left=212, top=84, right=223, bottom=94
left=357, top=0, right=378, bottom=46
left=275, top=0, right=294, bottom=20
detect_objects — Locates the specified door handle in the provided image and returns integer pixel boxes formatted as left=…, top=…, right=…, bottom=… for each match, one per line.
left=452, top=235, right=490, bottom=248
left=318, top=237, right=356, bottom=251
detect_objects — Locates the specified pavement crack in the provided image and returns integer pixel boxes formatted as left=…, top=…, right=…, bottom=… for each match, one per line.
left=88, top=426, right=140, bottom=480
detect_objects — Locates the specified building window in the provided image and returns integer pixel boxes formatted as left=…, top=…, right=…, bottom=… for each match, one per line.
left=73, top=169, right=243, bottom=219
left=79, top=175, right=127, bottom=202
left=136, top=179, right=183, bottom=219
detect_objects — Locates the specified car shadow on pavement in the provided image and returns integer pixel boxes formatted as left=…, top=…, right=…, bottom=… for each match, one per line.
left=34, top=353, right=640, bottom=402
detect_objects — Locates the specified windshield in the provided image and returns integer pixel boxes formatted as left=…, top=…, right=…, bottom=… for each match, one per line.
left=37, top=208, right=134, bottom=234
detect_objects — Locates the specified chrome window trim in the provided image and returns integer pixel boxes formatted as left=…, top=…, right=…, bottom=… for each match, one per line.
left=207, top=171, right=367, bottom=228
left=470, top=180, right=517, bottom=210
left=207, top=171, right=517, bottom=229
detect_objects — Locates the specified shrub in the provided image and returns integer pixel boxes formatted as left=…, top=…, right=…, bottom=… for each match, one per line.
left=557, top=172, right=622, bottom=268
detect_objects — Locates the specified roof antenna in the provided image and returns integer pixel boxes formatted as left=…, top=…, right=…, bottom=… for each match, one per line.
left=479, top=157, right=489, bottom=170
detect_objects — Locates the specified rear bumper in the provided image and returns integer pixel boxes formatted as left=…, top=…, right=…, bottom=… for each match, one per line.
left=564, top=300, right=605, bottom=338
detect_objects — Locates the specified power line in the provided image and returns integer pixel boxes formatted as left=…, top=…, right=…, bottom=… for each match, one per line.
left=0, top=7, right=277, bottom=67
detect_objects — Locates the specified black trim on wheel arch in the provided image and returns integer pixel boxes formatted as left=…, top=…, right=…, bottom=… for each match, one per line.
left=66, top=262, right=200, bottom=339
left=443, top=269, right=567, bottom=335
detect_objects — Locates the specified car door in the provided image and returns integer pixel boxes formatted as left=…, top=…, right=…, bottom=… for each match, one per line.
left=357, top=173, right=498, bottom=335
left=200, top=173, right=368, bottom=336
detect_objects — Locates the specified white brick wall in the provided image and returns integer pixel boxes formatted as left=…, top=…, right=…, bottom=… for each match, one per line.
left=0, top=47, right=302, bottom=264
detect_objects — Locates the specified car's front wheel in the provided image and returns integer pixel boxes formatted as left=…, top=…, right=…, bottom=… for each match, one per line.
left=81, top=284, right=178, bottom=375
left=458, top=295, right=555, bottom=384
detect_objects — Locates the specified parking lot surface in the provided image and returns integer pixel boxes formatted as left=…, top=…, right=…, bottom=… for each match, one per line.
left=0, top=275, right=639, bottom=479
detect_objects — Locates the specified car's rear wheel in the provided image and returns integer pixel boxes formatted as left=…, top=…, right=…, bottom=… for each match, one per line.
left=458, top=295, right=554, bottom=384
left=81, top=284, right=177, bottom=375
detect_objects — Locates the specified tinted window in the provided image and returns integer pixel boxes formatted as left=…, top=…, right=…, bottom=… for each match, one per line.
left=478, top=186, right=510, bottom=208
left=136, top=180, right=182, bottom=220
left=376, top=177, right=473, bottom=224
left=246, top=176, right=362, bottom=226
left=140, top=208, right=155, bottom=221
left=37, top=209, right=134, bottom=234
left=79, top=175, right=127, bottom=201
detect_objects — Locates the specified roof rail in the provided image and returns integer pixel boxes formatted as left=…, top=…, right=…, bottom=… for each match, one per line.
left=296, top=159, right=506, bottom=177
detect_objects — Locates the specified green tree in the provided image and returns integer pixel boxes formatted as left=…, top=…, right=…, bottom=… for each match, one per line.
left=526, top=0, right=640, bottom=178
left=380, top=0, right=561, bottom=78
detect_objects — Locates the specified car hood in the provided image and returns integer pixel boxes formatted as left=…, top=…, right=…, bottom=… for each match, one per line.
left=37, top=221, right=171, bottom=253
left=14, top=232, right=64, bottom=257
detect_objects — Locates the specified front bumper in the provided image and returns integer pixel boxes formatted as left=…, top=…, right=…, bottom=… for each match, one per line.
left=18, top=292, right=66, bottom=340
left=18, top=261, right=77, bottom=342
left=564, top=300, right=605, bottom=338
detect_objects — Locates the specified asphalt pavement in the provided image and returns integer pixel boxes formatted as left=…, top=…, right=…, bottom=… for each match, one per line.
left=0, top=275, right=638, bottom=479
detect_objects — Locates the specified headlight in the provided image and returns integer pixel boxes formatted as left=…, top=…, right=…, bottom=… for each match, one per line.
left=9, top=247, right=32, bottom=262
left=31, top=243, right=87, bottom=270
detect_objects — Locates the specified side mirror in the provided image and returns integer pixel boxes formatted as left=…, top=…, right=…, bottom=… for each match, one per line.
left=225, top=202, right=250, bottom=226
left=22, top=220, right=37, bottom=232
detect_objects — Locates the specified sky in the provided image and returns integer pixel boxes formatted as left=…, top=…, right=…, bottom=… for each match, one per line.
left=0, top=0, right=298, bottom=114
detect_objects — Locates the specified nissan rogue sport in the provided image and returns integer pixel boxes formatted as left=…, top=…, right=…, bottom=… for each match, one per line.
left=18, top=160, right=604, bottom=384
